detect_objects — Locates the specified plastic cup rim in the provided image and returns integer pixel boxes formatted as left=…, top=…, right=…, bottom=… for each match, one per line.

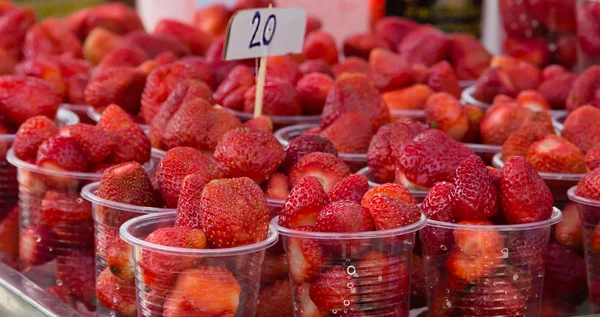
left=119, top=211, right=279, bottom=256
left=81, top=182, right=176, bottom=215
left=0, top=108, right=80, bottom=142
left=87, top=106, right=150, bottom=130
left=567, top=186, right=600, bottom=207
left=271, top=214, right=427, bottom=240
left=492, top=153, right=585, bottom=181
left=354, top=166, right=431, bottom=197
left=426, top=207, right=562, bottom=231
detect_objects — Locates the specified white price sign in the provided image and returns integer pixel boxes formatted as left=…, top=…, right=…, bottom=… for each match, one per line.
left=223, top=7, right=307, bottom=61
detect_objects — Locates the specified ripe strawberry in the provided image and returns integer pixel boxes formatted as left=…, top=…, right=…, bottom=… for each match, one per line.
left=280, top=134, right=337, bottom=174
left=98, top=161, right=159, bottom=208
left=59, top=123, right=116, bottom=165
left=264, top=55, right=302, bottom=85
left=303, top=31, right=339, bottom=65
left=526, top=135, right=587, bottom=173
left=452, top=156, right=498, bottom=219
left=516, top=90, right=551, bottom=112
left=175, top=173, right=210, bottom=229
left=586, top=142, right=600, bottom=171
left=364, top=194, right=421, bottom=230
left=480, top=103, right=535, bottom=145
left=420, top=182, right=455, bottom=247
left=575, top=168, right=600, bottom=200
left=263, top=172, right=289, bottom=201
left=332, top=56, right=370, bottom=78
left=543, top=242, right=587, bottom=295
left=286, top=226, right=324, bottom=285
left=296, top=72, right=333, bottom=115
left=499, top=0, right=541, bottom=38
left=299, top=59, right=332, bottom=77
left=343, top=33, right=390, bottom=60
left=542, top=64, right=569, bottom=81
left=200, top=177, right=269, bottom=248
left=501, top=123, right=551, bottom=160
left=471, top=67, right=516, bottom=103
left=97, top=104, right=151, bottom=164
left=106, top=241, right=134, bottom=280
left=242, top=115, right=273, bottom=132
left=453, top=219, right=504, bottom=256
left=396, top=129, right=476, bottom=187
left=95, top=46, right=148, bottom=72
left=278, top=176, right=329, bottom=229
left=288, top=152, right=351, bottom=192
left=368, top=48, right=413, bottom=92
left=0, top=76, right=61, bottom=126
left=381, top=84, right=433, bottom=111
left=19, top=224, right=58, bottom=270
left=0, top=205, right=18, bottom=256
left=462, top=104, right=484, bottom=143
left=316, top=200, right=375, bottom=233
left=359, top=251, right=410, bottom=300
left=14, top=55, right=66, bottom=96
left=327, top=174, right=369, bottom=203
left=566, top=65, right=600, bottom=111
left=244, top=79, right=302, bottom=116
left=36, top=135, right=88, bottom=173
left=153, top=19, right=213, bottom=56
left=96, top=267, right=136, bottom=317
left=362, top=183, right=415, bottom=206
left=502, top=35, right=551, bottom=68
left=152, top=147, right=221, bottom=208
left=85, top=67, right=146, bottom=115
left=562, top=105, right=600, bottom=153
left=256, top=279, right=293, bottom=317
left=500, top=156, right=553, bottom=224
left=426, top=61, right=461, bottom=98
left=162, top=266, right=241, bottom=316
left=320, top=111, right=373, bottom=153
left=54, top=250, right=96, bottom=304
left=321, top=73, right=390, bottom=132
left=554, top=203, right=583, bottom=249
left=214, top=65, right=254, bottom=111
left=13, top=116, right=58, bottom=161
left=424, top=92, right=469, bottom=141
left=459, top=277, right=526, bottom=316
left=41, top=190, right=92, bottom=227
left=374, top=16, right=418, bottom=49
left=445, top=248, right=500, bottom=283
left=214, top=127, right=284, bottom=183
left=309, top=267, right=359, bottom=312
left=491, top=56, right=542, bottom=92
left=398, top=25, right=450, bottom=66
left=448, top=33, right=492, bottom=80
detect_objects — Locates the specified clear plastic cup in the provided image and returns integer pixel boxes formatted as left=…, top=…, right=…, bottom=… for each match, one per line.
left=420, top=208, right=562, bottom=316
left=492, top=153, right=585, bottom=204
left=6, top=148, right=156, bottom=300
left=222, top=107, right=322, bottom=130
left=87, top=106, right=150, bottom=134
left=120, top=212, right=278, bottom=317
left=356, top=167, right=429, bottom=203
left=81, top=182, right=175, bottom=317
left=61, top=104, right=95, bottom=124
left=568, top=186, right=600, bottom=313
left=272, top=214, right=426, bottom=316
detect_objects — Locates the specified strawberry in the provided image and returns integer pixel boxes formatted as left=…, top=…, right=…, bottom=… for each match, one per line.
left=343, top=33, right=390, bottom=60
left=84, top=67, right=146, bottom=115
left=288, top=152, right=351, bottom=192
left=280, top=134, right=337, bottom=174
left=264, top=55, right=302, bottom=85
left=242, top=115, right=273, bottom=132
left=97, top=104, right=151, bottom=164
left=398, top=25, right=450, bottom=66
left=0, top=76, right=61, bottom=125
left=491, top=56, right=541, bottom=92
left=54, top=250, right=96, bottom=304
left=315, top=200, right=375, bottom=233
left=471, top=67, right=516, bottom=103
left=462, top=105, right=484, bottom=143
left=263, top=172, right=289, bottom=201
left=139, top=227, right=207, bottom=291
left=381, top=84, right=433, bottom=111
left=480, top=103, right=535, bottom=145
left=13, top=116, right=58, bottom=161
left=286, top=226, right=324, bottom=284
left=374, top=16, right=418, bottom=49
left=542, top=64, right=569, bottom=81
left=321, top=73, right=390, bottom=132
left=448, top=33, right=492, bottom=81
left=152, top=147, right=220, bottom=208
left=19, top=224, right=58, bottom=270
left=327, top=174, right=369, bottom=203
left=396, top=129, right=476, bottom=187
left=95, top=46, right=148, bottom=72
left=200, top=177, right=269, bottom=248
left=364, top=194, right=421, bottom=230
left=98, top=161, right=159, bottom=207
left=453, top=219, right=504, bottom=255
left=256, top=279, right=293, bottom=317
left=244, top=79, right=302, bottom=116
left=153, top=19, right=213, bottom=56
left=36, top=135, right=88, bottom=174
left=358, top=252, right=410, bottom=300
left=319, top=111, right=373, bottom=153
left=543, top=242, right=587, bottom=295
left=97, top=268, right=136, bottom=317
left=501, top=123, right=551, bottom=160
left=499, top=0, right=542, bottom=38
left=566, top=65, right=600, bottom=111
left=214, top=127, right=284, bottom=183
left=309, top=267, right=359, bottom=312
left=303, top=31, right=339, bottom=65
left=426, top=61, right=461, bottom=98
left=554, top=203, right=583, bottom=249
left=561, top=105, right=600, bottom=153
left=362, top=183, right=415, bottom=206
left=0, top=205, right=18, bottom=256
left=500, top=156, right=553, bottom=224
left=452, top=156, right=499, bottom=219
left=106, top=241, right=134, bottom=280
left=332, top=56, right=370, bottom=78
left=502, top=35, right=551, bottom=68
left=420, top=182, right=456, bottom=247
left=175, top=174, right=210, bottom=229
left=516, top=90, right=551, bottom=112
left=41, top=190, right=92, bottom=227
left=527, top=135, right=586, bottom=173
left=46, top=285, right=72, bottom=305
left=445, top=248, right=500, bottom=283
left=297, top=73, right=333, bottom=116
left=278, top=176, right=328, bottom=229
left=368, top=48, right=413, bottom=92
left=459, top=277, right=526, bottom=316
left=59, top=123, right=116, bottom=165
left=424, top=92, right=469, bottom=141
left=214, top=65, right=254, bottom=111
left=299, top=59, right=332, bottom=77
left=162, top=266, right=241, bottom=317
left=586, top=142, right=600, bottom=171
left=575, top=168, right=600, bottom=200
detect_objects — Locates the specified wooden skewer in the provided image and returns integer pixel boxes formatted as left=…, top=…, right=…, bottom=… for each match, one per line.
left=253, top=3, right=273, bottom=118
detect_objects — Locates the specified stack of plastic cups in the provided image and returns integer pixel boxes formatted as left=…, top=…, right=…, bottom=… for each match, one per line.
left=420, top=208, right=562, bottom=316
left=81, top=182, right=174, bottom=317
left=272, top=215, right=426, bottom=316
left=120, top=212, right=278, bottom=316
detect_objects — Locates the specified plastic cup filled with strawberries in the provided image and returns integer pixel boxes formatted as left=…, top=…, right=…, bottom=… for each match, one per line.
left=577, top=0, right=600, bottom=68
left=420, top=155, right=562, bottom=316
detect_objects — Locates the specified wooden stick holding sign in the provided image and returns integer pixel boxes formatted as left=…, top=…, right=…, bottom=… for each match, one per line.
left=222, top=5, right=307, bottom=118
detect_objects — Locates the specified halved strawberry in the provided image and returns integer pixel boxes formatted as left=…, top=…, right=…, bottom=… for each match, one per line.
left=58, top=123, right=116, bottom=165
left=263, top=172, right=290, bottom=201
left=295, top=283, right=324, bottom=316
left=175, top=173, right=210, bottom=229
left=315, top=200, right=375, bottom=233
left=319, top=111, right=373, bottom=153
left=327, top=174, right=369, bottom=203
left=278, top=176, right=329, bottom=229
left=309, top=267, right=359, bottom=313
left=36, top=135, right=88, bottom=173
left=361, top=183, right=416, bottom=208
left=13, top=116, right=58, bottom=161
left=516, top=90, right=551, bottom=112
left=501, top=123, right=551, bottom=160
left=54, top=250, right=96, bottom=304
left=106, top=240, right=134, bottom=280
left=286, top=226, right=324, bottom=284
left=96, top=267, right=137, bottom=317
left=41, top=190, right=92, bottom=227
left=452, top=156, right=498, bottom=219
left=288, top=152, right=351, bottom=192
left=280, top=134, right=337, bottom=174
left=97, top=104, right=151, bottom=164
left=364, top=194, right=421, bottom=230
left=526, top=135, right=586, bottom=174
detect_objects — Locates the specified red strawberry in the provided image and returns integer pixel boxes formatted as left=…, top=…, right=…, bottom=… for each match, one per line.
left=448, top=33, right=492, bottom=80
left=286, top=226, right=324, bottom=284
left=452, top=156, right=498, bottom=219
left=526, top=135, right=586, bottom=173
left=303, top=31, right=339, bottom=65
left=361, top=183, right=416, bottom=208
left=84, top=67, right=146, bottom=114
left=586, top=142, right=600, bottom=171
left=542, top=64, right=569, bottom=81
left=319, top=111, right=373, bottom=153
left=453, top=219, right=504, bottom=256
left=153, top=19, right=213, bottom=56
left=566, top=65, right=600, bottom=111
left=242, top=115, right=273, bottom=132
left=0, top=76, right=61, bottom=125
left=97, top=104, right=151, bottom=164
left=260, top=253, right=289, bottom=285
left=502, top=35, right=551, bottom=68
left=315, top=200, right=375, bottom=233
left=214, top=65, right=254, bottom=111
left=200, top=177, right=269, bottom=248
left=19, top=224, right=58, bottom=270
left=214, top=127, right=284, bottom=183
left=59, top=123, right=116, bottom=165
left=263, top=172, right=289, bottom=201
left=426, top=61, right=461, bottom=98
left=162, top=266, right=241, bottom=316
left=13, top=116, right=58, bottom=161
left=398, top=25, right=450, bottom=66
left=299, top=59, right=332, bottom=77
left=244, top=79, right=302, bottom=116
left=554, top=203, right=583, bottom=249
left=256, top=280, right=293, bottom=317
left=561, top=105, right=600, bottom=153
left=46, top=285, right=72, bottom=305
left=359, top=251, right=410, bottom=300
left=420, top=182, right=455, bottom=247
left=332, top=56, right=370, bottom=78
left=480, top=103, right=535, bottom=145
left=296, top=72, right=333, bottom=115
left=499, top=0, right=542, bottom=38
left=445, top=248, right=500, bottom=283
left=280, top=134, right=337, bottom=174
left=364, top=194, right=421, bottom=230
left=543, top=242, right=587, bottom=295
left=95, top=46, right=148, bottom=72
left=0, top=205, right=18, bottom=256
left=98, top=161, right=159, bottom=207
left=288, top=152, right=351, bottom=192
left=152, top=147, right=221, bottom=208
left=516, top=90, right=551, bottom=112
left=459, top=277, right=526, bottom=316
left=264, top=55, right=302, bottom=85
left=96, top=267, right=136, bottom=317
left=278, top=176, right=329, bottom=229
left=471, top=67, right=516, bottom=103
left=576, top=168, right=600, bottom=200
left=327, top=174, right=369, bottom=203
left=54, top=250, right=96, bottom=304
left=501, top=123, right=551, bottom=160
left=175, top=173, right=210, bottom=229
left=368, top=48, right=413, bottom=92
left=36, top=135, right=88, bottom=176
left=374, top=16, right=418, bottom=49
left=491, top=56, right=541, bottom=92
left=396, top=129, right=476, bottom=187
left=309, top=267, right=359, bottom=312
left=106, top=241, right=134, bottom=280
left=500, top=156, right=553, bottom=224
left=343, top=33, right=390, bottom=60
left=424, top=92, right=469, bottom=141
left=41, top=190, right=92, bottom=227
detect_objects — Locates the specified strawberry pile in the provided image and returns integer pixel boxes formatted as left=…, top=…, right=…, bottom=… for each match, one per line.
left=421, top=155, right=555, bottom=316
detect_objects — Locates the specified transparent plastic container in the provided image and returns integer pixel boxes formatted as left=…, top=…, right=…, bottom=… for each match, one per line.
left=568, top=186, right=600, bottom=313
left=120, top=212, right=278, bottom=317
left=6, top=148, right=156, bottom=301
left=492, top=153, right=585, bottom=204
left=87, top=106, right=150, bottom=134
left=420, top=208, right=562, bottom=316
left=61, top=104, right=95, bottom=124
left=272, top=214, right=426, bottom=316
left=356, top=167, right=429, bottom=203
left=81, top=182, right=175, bottom=317
left=222, top=107, right=322, bottom=131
